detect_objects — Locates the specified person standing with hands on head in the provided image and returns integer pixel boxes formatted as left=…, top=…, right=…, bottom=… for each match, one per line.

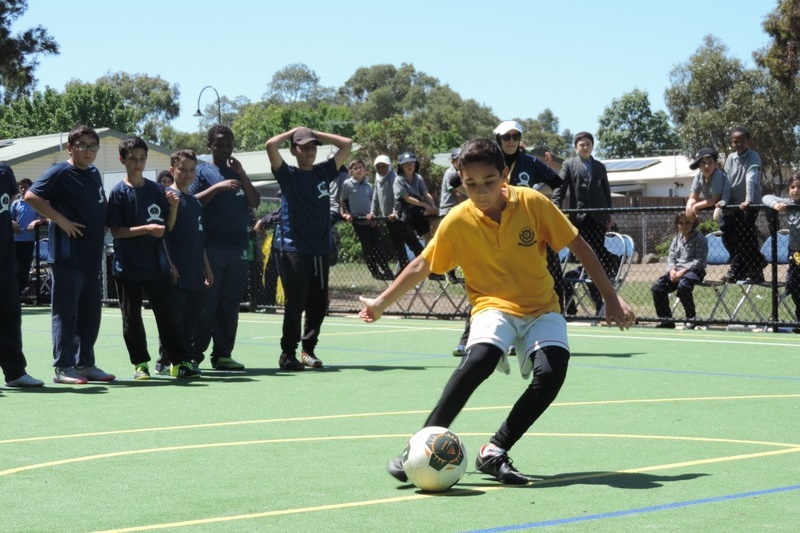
left=10, top=178, right=46, bottom=295
left=265, top=127, right=353, bottom=371
left=25, top=125, right=115, bottom=384
left=552, top=131, right=616, bottom=315
left=190, top=125, right=260, bottom=371
left=359, top=139, right=635, bottom=485
left=722, top=127, right=766, bottom=283
left=0, top=164, right=44, bottom=387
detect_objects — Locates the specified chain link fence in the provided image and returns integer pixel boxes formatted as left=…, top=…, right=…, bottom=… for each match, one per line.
left=19, top=204, right=799, bottom=332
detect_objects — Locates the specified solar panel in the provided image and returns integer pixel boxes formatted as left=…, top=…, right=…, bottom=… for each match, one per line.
left=603, top=159, right=661, bottom=172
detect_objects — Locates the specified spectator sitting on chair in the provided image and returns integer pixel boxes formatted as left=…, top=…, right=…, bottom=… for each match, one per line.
left=762, top=173, right=800, bottom=333
left=651, top=213, right=708, bottom=330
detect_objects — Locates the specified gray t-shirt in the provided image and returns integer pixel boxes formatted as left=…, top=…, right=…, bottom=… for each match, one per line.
left=439, top=165, right=461, bottom=215
left=340, top=176, right=373, bottom=217
left=690, top=168, right=730, bottom=204
left=724, top=148, right=761, bottom=203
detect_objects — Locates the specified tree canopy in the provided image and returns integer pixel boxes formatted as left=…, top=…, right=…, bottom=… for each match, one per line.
left=596, top=89, right=678, bottom=158
left=0, top=0, right=59, bottom=103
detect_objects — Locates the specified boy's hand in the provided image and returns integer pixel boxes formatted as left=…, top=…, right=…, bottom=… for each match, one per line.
left=358, top=296, right=383, bottom=323
left=170, top=263, right=179, bottom=284
left=773, top=203, right=787, bottom=213
left=57, top=219, right=85, bottom=238
left=147, top=224, right=166, bottom=238
left=204, top=268, right=215, bottom=288
left=604, top=295, right=635, bottom=331
left=229, top=157, right=244, bottom=176
left=217, top=179, right=241, bottom=192
left=165, top=189, right=180, bottom=207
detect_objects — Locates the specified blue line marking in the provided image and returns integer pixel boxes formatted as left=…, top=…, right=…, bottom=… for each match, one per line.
left=462, top=484, right=800, bottom=532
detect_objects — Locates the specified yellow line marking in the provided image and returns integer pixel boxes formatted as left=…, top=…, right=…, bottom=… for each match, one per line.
left=2, top=394, right=799, bottom=445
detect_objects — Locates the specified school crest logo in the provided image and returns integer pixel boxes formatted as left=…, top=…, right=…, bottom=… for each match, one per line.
left=0, top=193, right=9, bottom=213
left=146, top=203, right=164, bottom=222
left=197, top=215, right=203, bottom=232
left=98, top=186, right=105, bottom=204
left=517, top=171, right=531, bottom=187
left=318, top=182, right=330, bottom=199
left=518, top=226, right=536, bottom=247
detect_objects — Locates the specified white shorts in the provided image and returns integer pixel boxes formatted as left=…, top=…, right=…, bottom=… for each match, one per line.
left=466, top=310, right=569, bottom=379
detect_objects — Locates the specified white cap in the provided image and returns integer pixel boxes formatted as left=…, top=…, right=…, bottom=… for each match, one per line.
left=374, top=155, right=391, bottom=166
left=493, top=120, right=524, bottom=135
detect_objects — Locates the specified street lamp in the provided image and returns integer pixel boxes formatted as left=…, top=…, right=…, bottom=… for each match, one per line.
left=193, top=85, right=222, bottom=124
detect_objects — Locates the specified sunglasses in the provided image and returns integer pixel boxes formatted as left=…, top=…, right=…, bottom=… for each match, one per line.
left=499, top=133, right=521, bottom=142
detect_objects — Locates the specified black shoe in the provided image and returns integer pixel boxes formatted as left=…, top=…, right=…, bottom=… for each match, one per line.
left=428, top=273, right=446, bottom=281
left=745, top=273, right=765, bottom=284
left=475, top=447, right=528, bottom=485
left=684, top=322, right=696, bottom=330
left=507, top=346, right=516, bottom=356
left=720, top=273, right=738, bottom=283
left=279, top=353, right=304, bottom=371
left=387, top=456, right=408, bottom=482
left=655, top=321, right=676, bottom=329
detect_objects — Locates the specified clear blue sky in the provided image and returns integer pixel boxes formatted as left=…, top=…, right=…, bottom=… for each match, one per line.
left=18, top=0, right=773, bottom=139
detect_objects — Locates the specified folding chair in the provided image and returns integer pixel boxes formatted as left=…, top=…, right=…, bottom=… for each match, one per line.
left=698, top=231, right=734, bottom=323
left=562, top=232, right=633, bottom=317
left=729, top=229, right=793, bottom=329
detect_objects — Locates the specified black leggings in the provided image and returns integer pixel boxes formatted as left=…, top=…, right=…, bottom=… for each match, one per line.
left=424, top=342, right=570, bottom=451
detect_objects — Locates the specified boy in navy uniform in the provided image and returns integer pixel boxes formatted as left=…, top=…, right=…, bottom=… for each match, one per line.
left=25, top=125, right=115, bottom=384
left=0, top=163, right=44, bottom=387
left=190, top=125, right=260, bottom=371
left=154, top=149, right=213, bottom=373
left=106, top=136, right=199, bottom=379
left=265, top=127, right=352, bottom=370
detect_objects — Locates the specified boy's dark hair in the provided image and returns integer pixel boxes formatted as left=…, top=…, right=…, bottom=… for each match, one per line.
left=675, top=213, right=698, bottom=231
left=170, top=148, right=197, bottom=166
left=68, top=124, right=99, bottom=146
left=118, top=136, right=148, bottom=158
left=157, top=170, right=174, bottom=183
left=789, top=173, right=800, bottom=187
left=456, top=139, right=505, bottom=174
left=207, top=124, right=233, bottom=144
left=18, top=178, right=32, bottom=187
left=573, top=131, right=594, bottom=146
left=730, top=126, right=751, bottom=140
left=348, top=158, right=365, bottom=169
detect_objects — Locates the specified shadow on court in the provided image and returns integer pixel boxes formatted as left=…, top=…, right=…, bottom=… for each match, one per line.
left=528, top=470, right=710, bottom=489
left=569, top=351, right=642, bottom=358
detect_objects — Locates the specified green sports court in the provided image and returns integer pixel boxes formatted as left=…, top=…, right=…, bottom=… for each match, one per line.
left=2, top=307, right=798, bottom=532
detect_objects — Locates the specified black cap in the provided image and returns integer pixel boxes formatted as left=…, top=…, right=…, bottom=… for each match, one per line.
left=689, top=147, right=718, bottom=170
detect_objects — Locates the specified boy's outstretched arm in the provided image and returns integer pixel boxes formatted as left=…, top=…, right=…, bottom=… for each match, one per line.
left=566, top=234, right=635, bottom=330
left=359, top=255, right=431, bottom=322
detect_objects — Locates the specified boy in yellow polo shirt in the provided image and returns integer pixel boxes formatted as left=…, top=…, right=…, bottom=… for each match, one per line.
left=359, top=138, right=635, bottom=485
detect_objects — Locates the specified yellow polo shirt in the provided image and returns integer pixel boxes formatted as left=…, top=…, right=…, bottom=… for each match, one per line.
left=422, top=186, right=578, bottom=318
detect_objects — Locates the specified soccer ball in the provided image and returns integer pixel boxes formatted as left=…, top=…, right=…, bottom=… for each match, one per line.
left=402, top=426, right=467, bottom=492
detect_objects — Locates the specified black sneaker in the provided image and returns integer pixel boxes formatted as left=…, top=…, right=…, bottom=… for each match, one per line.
left=279, top=353, right=305, bottom=371
left=387, top=456, right=408, bottom=482
left=475, top=446, right=528, bottom=485
left=655, top=321, right=676, bottom=329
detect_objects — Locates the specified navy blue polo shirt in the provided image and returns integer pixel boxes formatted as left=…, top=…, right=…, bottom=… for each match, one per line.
left=106, top=179, right=170, bottom=280
left=190, top=163, right=249, bottom=251
left=166, top=189, right=206, bottom=291
left=509, top=153, right=562, bottom=190
left=0, top=164, right=17, bottom=276
left=29, top=162, right=107, bottom=271
left=274, top=159, right=337, bottom=256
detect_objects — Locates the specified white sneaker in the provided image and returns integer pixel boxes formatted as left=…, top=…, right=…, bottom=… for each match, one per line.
left=6, top=374, right=45, bottom=387
left=54, top=367, right=88, bottom=385
left=76, top=365, right=116, bottom=382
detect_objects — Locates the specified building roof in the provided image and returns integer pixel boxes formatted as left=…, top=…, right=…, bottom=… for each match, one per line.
left=0, top=128, right=172, bottom=165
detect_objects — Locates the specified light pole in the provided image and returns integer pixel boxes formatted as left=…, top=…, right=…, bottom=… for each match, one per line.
left=193, top=85, right=222, bottom=124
